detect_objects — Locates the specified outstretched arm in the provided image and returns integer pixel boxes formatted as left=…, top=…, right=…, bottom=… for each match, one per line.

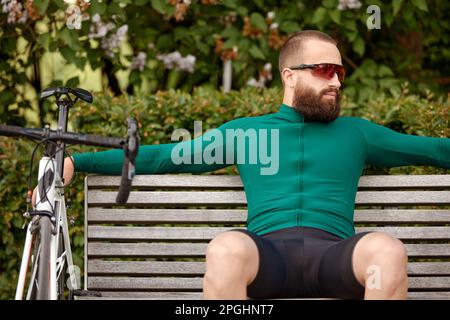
left=353, top=117, right=450, bottom=169
left=72, top=120, right=239, bottom=175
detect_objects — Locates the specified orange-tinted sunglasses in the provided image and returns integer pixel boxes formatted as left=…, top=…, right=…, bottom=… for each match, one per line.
left=288, top=63, right=345, bottom=82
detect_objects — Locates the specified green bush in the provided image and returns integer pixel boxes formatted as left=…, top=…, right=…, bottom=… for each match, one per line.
left=0, top=86, right=448, bottom=299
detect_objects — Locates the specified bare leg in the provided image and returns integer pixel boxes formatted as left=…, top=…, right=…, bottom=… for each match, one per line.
left=352, top=232, right=408, bottom=300
left=203, top=231, right=259, bottom=300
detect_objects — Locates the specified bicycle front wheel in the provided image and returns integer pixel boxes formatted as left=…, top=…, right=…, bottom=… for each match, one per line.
left=33, top=216, right=53, bottom=300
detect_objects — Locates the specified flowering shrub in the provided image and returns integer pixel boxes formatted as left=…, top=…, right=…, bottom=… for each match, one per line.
left=0, top=0, right=449, bottom=127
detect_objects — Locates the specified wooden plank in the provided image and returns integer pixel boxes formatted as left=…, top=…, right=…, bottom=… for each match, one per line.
left=87, top=260, right=450, bottom=277
left=76, top=291, right=450, bottom=300
left=406, top=292, right=450, bottom=300
left=407, top=262, right=450, bottom=276
left=88, top=277, right=202, bottom=290
left=357, top=175, right=450, bottom=189
left=88, top=226, right=450, bottom=241
left=87, top=174, right=450, bottom=189
left=354, top=209, right=450, bottom=224
left=87, top=276, right=450, bottom=291
left=354, top=191, right=450, bottom=205
left=409, top=277, right=450, bottom=290
left=87, top=208, right=248, bottom=224
left=86, top=208, right=450, bottom=225
left=88, top=243, right=450, bottom=258
left=88, top=242, right=208, bottom=257
left=87, top=174, right=244, bottom=189
left=77, top=292, right=204, bottom=300
left=88, top=190, right=247, bottom=206
left=87, top=190, right=450, bottom=206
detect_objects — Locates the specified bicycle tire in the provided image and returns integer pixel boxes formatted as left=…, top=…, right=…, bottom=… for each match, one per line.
left=36, top=216, right=52, bottom=300
left=57, top=227, right=66, bottom=300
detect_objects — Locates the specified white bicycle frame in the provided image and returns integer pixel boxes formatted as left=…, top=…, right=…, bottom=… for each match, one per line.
left=15, top=156, right=79, bottom=300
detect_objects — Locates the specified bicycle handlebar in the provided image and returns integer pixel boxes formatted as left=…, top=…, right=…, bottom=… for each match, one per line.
left=0, top=119, right=139, bottom=205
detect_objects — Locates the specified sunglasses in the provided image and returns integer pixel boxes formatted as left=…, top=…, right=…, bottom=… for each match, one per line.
left=288, top=63, right=345, bottom=82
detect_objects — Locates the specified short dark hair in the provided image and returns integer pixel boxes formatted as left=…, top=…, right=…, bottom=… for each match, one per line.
left=278, top=30, right=337, bottom=84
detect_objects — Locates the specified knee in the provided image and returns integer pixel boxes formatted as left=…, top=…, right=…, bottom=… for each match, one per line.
left=205, top=232, right=251, bottom=266
left=367, top=232, right=408, bottom=269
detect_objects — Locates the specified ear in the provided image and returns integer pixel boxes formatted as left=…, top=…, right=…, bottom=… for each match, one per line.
left=281, top=68, right=296, bottom=88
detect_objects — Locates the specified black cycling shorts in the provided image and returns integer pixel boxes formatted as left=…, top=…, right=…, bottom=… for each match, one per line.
left=231, top=226, right=374, bottom=299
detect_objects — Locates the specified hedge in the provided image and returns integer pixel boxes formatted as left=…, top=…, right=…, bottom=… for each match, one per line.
left=0, top=86, right=448, bottom=299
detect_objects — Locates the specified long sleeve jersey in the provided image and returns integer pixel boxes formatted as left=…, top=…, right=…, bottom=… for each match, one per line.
left=73, top=104, right=450, bottom=239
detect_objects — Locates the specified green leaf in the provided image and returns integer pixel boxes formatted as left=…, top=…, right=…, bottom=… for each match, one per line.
left=60, top=47, right=77, bottom=64
left=378, top=65, right=394, bottom=77
left=248, top=45, right=265, bottom=60
left=0, top=91, right=15, bottom=105
left=353, top=37, right=365, bottom=57
left=311, top=7, right=327, bottom=24
left=328, top=10, right=341, bottom=24
left=279, top=21, right=300, bottom=34
left=221, top=0, right=238, bottom=9
left=66, top=76, right=80, bottom=88
left=33, top=0, right=49, bottom=15
left=222, top=38, right=237, bottom=50
left=322, top=0, right=336, bottom=9
left=150, top=0, right=171, bottom=15
left=221, top=27, right=240, bottom=39
left=392, top=0, right=404, bottom=16
left=411, top=0, right=428, bottom=11
left=236, top=6, right=248, bottom=16
left=90, top=0, right=107, bottom=15
left=250, top=12, right=268, bottom=32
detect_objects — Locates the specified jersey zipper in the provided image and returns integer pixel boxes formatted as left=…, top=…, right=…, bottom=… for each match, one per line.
left=297, top=121, right=304, bottom=226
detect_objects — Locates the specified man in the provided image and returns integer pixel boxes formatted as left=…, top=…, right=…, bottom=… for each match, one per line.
left=33, top=30, right=450, bottom=300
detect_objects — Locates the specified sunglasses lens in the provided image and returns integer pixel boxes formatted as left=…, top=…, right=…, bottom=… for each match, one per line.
left=312, top=64, right=345, bottom=82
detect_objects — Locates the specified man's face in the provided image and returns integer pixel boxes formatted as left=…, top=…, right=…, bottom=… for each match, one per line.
left=289, top=39, right=343, bottom=123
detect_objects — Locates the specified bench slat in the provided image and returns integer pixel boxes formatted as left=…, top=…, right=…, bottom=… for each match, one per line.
left=88, top=243, right=450, bottom=258
left=88, top=226, right=450, bottom=241
left=87, top=190, right=450, bottom=206
left=87, top=260, right=450, bottom=276
left=87, top=276, right=450, bottom=291
left=86, top=174, right=450, bottom=189
left=86, top=208, right=450, bottom=224
left=76, top=291, right=450, bottom=300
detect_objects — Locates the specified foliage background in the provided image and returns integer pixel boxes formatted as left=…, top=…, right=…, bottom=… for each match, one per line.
left=1, top=0, right=449, bottom=126
left=0, top=0, right=449, bottom=299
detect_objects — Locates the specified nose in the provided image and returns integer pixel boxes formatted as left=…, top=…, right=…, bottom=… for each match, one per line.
left=330, top=72, right=341, bottom=89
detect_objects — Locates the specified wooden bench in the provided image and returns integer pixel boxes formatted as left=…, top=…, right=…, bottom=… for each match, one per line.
left=81, top=174, right=450, bottom=300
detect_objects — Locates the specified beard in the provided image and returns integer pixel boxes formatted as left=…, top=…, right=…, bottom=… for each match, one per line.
left=292, top=84, right=341, bottom=123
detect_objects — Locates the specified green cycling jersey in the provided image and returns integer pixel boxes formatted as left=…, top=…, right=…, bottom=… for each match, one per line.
left=72, top=104, right=450, bottom=239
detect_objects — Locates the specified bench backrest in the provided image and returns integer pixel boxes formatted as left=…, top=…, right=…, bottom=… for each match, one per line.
left=84, top=174, right=450, bottom=300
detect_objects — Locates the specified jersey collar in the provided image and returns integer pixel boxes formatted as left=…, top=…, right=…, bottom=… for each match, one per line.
left=276, top=103, right=305, bottom=123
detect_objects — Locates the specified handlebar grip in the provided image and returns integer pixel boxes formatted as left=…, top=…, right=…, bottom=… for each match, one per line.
left=115, top=117, right=139, bottom=205
left=115, top=156, right=133, bottom=204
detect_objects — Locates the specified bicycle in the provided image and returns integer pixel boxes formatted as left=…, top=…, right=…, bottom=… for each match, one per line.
left=0, top=87, right=139, bottom=300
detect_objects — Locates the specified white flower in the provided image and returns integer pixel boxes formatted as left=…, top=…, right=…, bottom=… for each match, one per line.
left=338, top=0, right=362, bottom=10
left=92, top=13, right=101, bottom=23
left=267, top=11, right=275, bottom=20
left=247, top=78, right=265, bottom=88
left=270, top=22, right=278, bottom=30
left=131, top=52, right=147, bottom=71
left=157, top=51, right=196, bottom=73
left=116, top=24, right=128, bottom=38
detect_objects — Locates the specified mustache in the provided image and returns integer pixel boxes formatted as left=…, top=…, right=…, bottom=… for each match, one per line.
left=320, top=88, right=341, bottom=96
